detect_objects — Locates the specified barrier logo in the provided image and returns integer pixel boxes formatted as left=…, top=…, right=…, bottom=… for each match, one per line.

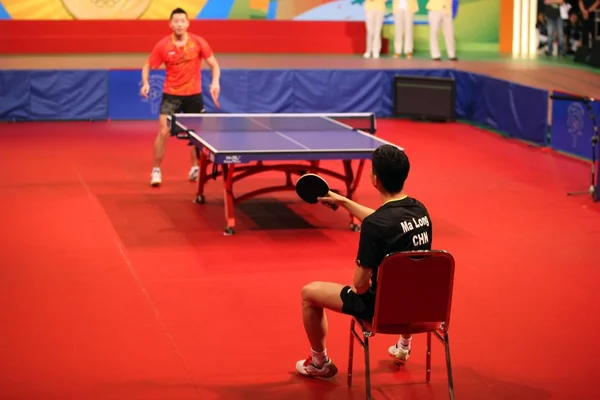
left=566, top=102, right=585, bottom=148
left=140, top=73, right=165, bottom=114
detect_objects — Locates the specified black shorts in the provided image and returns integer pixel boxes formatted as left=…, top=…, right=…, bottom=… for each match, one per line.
left=340, top=286, right=376, bottom=322
left=160, top=93, right=205, bottom=115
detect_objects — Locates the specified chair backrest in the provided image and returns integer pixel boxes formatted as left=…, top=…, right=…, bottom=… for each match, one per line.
left=371, top=250, right=455, bottom=333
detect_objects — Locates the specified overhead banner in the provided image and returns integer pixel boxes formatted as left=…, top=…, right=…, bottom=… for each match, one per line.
left=2, top=0, right=473, bottom=23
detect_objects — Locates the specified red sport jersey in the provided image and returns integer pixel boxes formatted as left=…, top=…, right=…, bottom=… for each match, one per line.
left=147, top=33, right=213, bottom=96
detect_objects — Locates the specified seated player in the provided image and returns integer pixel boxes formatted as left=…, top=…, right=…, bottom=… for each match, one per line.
left=295, top=144, right=433, bottom=379
left=140, top=7, right=221, bottom=187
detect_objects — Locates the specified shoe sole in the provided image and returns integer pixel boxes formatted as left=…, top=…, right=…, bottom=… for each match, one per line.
left=297, top=363, right=338, bottom=380
left=388, top=352, right=408, bottom=365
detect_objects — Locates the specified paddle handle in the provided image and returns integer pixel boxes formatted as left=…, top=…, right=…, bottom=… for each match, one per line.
left=323, top=202, right=339, bottom=211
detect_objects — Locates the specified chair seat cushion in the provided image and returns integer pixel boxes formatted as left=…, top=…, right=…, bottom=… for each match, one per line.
left=358, top=319, right=442, bottom=335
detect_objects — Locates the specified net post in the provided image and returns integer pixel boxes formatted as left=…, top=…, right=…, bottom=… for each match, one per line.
left=369, top=113, right=377, bottom=135
left=169, top=114, right=177, bottom=135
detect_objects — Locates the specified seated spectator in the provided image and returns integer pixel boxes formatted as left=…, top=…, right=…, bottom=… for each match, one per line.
left=537, top=12, right=549, bottom=53
left=543, top=0, right=566, bottom=57
left=564, top=10, right=583, bottom=53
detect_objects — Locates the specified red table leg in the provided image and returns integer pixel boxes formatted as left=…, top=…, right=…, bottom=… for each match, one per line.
left=309, top=160, right=320, bottom=173
left=191, top=157, right=368, bottom=235
left=194, top=147, right=210, bottom=204
left=223, top=164, right=236, bottom=235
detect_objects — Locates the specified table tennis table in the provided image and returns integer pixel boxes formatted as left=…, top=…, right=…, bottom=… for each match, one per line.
left=168, top=112, right=399, bottom=235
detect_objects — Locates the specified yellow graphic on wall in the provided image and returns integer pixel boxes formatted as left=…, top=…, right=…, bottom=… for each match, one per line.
left=0, top=0, right=207, bottom=20
left=0, top=0, right=341, bottom=20
left=62, top=0, right=150, bottom=20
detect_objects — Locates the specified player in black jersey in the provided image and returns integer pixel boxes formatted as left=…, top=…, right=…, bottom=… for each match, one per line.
left=295, top=144, right=433, bottom=380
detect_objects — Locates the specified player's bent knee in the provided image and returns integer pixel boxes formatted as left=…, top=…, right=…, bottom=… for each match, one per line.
left=301, top=281, right=324, bottom=302
left=301, top=283, right=313, bottom=301
left=158, top=115, right=170, bottom=136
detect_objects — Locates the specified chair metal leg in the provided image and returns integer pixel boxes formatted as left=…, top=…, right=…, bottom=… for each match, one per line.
left=363, top=334, right=372, bottom=400
left=347, top=319, right=356, bottom=388
left=426, top=332, right=432, bottom=383
left=444, top=332, right=455, bottom=400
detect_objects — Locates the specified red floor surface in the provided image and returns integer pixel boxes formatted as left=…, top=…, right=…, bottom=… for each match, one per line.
left=0, top=119, right=599, bottom=400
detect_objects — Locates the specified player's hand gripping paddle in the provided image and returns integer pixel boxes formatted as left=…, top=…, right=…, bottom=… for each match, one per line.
left=295, top=174, right=339, bottom=211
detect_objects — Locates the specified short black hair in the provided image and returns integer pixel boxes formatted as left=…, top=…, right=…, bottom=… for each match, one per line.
left=170, top=8, right=188, bottom=19
left=371, top=144, right=410, bottom=194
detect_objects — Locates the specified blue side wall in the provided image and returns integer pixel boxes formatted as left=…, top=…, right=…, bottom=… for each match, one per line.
left=2, top=67, right=596, bottom=200
left=0, top=68, right=550, bottom=147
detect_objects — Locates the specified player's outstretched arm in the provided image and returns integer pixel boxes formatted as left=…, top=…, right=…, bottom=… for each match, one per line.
left=318, top=191, right=375, bottom=222
left=341, top=198, right=376, bottom=222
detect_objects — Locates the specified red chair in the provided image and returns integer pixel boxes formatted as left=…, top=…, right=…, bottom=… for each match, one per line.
left=347, top=250, right=456, bottom=400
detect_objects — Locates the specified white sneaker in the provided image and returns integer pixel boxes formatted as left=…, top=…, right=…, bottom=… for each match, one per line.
left=150, top=168, right=162, bottom=186
left=388, top=344, right=411, bottom=364
left=188, top=166, right=199, bottom=181
left=296, top=355, right=338, bottom=380
left=363, top=52, right=371, bottom=59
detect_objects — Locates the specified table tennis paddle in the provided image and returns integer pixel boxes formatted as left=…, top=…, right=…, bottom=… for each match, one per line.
left=295, top=174, right=339, bottom=211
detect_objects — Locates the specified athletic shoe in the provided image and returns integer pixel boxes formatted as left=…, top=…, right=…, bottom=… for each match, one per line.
left=388, top=344, right=411, bottom=364
left=296, top=355, right=338, bottom=380
left=150, top=168, right=162, bottom=186
left=188, top=166, right=199, bottom=181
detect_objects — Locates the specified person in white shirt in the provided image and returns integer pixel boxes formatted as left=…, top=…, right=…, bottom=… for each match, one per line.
left=363, top=0, right=386, bottom=58
left=543, top=0, right=565, bottom=56
left=393, top=0, right=419, bottom=59
left=427, top=0, right=457, bottom=60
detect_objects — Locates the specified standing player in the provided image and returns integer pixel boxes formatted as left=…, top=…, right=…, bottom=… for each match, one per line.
left=140, top=7, right=221, bottom=187
left=294, top=145, right=433, bottom=379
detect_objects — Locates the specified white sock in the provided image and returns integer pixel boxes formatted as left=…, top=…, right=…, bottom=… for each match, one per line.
left=399, top=336, right=412, bottom=348
left=311, top=349, right=328, bottom=367
left=152, top=167, right=160, bottom=172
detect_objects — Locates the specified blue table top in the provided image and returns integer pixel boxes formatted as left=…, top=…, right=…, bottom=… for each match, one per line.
left=173, top=114, right=394, bottom=155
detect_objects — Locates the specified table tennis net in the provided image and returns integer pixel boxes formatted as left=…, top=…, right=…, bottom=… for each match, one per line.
left=171, top=113, right=377, bottom=134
